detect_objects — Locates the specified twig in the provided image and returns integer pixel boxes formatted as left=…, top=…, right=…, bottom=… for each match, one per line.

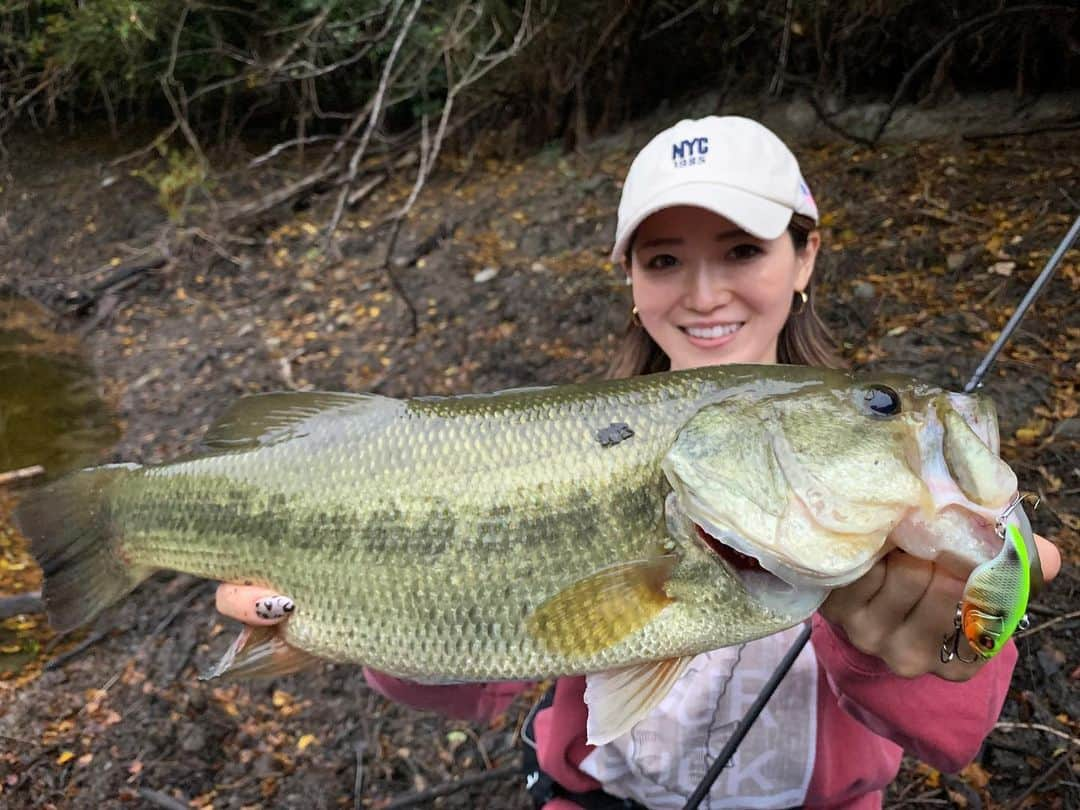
left=44, top=629, right=112, bottom=671
left=0, top=465, right=44, bottom=486
left=151, top=581, right=212, bottom=637
left=806, top=93, right=874, bottom=147
left=248, top=134, right=344, bottom=168
left=963, top=118, right=1080, bottom=141
left=1005, top=749, right=1075, bottom=809
left=769, top=0, right=794, bottom=96
left=137, top=787, right=190, bottom=810
left=353, top=739, right=366, bottom=810
left=641, top=0, right=705, bottom=40
left=1015, top=608, right=1080, bottom=639
left=323, top=0, right=422, bottom=250
left=993, top=722, right=1080, bottom=748
left=0, top=591, right=44, bottom=619
left=382, top=761, right=520, bottom=809
left=107, top=122, right=179, bottom=168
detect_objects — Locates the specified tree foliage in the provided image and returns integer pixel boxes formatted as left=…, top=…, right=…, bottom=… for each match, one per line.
left=1, top=1, right=1077, bottom=150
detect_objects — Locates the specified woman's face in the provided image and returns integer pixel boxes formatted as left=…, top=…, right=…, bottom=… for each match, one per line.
left=627, top=206, right=819, bottom=370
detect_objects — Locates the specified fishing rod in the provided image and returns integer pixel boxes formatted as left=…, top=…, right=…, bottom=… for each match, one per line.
left=682, top=212, right=1080, bottom=810
left=964, top=213, right=1080, bottom=393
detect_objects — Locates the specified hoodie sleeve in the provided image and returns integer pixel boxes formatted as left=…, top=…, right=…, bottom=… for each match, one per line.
left=362, top=668, right=532, bottom=723
left=811, top=613, right=1016, bottom=772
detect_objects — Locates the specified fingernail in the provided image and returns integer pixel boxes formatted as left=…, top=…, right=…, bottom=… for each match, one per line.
left=254, top=595, right=295, bottom=620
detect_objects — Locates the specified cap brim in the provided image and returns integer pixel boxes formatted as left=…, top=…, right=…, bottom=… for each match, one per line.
left=611, top=184, right=793, bottom=262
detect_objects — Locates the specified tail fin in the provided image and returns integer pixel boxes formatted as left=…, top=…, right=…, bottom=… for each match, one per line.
left=13, top=464, right=154, bottom=632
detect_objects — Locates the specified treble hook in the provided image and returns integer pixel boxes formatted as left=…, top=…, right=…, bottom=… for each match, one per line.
left=995, top=491, right=1040, bottom=538
left=940, top=603, right=980, bottom=664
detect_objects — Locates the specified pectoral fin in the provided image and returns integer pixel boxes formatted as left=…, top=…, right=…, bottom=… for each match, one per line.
left=585, top=656, right=693, bottom=745
left=199, top=625, right=320, bottom=681
left=526, top=554, right=677, bottom=657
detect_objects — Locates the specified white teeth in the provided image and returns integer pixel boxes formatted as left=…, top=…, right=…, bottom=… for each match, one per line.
left=685, top=323, right=741, bottom=339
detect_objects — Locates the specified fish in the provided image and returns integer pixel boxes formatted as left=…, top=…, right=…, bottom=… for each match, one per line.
left=14, top=365, right=1024, bottom=744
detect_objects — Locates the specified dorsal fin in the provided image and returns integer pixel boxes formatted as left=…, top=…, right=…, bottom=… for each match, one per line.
left=203, top=391, right=377, bottom=450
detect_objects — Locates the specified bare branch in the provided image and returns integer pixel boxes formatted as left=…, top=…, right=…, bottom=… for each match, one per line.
left=323, top=0, right=422, bottom=249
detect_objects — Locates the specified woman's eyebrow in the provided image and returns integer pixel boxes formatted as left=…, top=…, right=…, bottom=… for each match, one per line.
left=638, top=236, right=683, bottom=249
left=714, top=229, right=749, bottom=241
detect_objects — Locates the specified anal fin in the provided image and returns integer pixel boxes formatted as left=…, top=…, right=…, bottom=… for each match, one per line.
left=199, top=625, right=320, bottom=681
left=585, top=656, right=693, bottom=745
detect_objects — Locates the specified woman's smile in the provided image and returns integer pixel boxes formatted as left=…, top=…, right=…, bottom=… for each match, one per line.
left=682, top=321, right=744, bottom=347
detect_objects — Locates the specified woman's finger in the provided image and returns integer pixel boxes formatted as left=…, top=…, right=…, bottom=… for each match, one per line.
left=864, top=550, right=934, bottom=629
left=1033, top=533, right=1061, bottom=583
left=215, top=583, right=292, bottom=625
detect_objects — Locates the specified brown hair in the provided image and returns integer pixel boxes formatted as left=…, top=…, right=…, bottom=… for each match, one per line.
left=607, top=213, right=842, bottom=379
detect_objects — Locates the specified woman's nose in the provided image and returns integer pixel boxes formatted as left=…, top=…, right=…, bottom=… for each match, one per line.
left=684, top=266, right=731, bottom=311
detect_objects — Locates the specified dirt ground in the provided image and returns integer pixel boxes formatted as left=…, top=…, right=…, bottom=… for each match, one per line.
left=0, top=106, right=1078, bottom=809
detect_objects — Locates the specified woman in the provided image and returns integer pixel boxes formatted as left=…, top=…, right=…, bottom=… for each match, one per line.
left=216, top=116, right=1060, bottom=809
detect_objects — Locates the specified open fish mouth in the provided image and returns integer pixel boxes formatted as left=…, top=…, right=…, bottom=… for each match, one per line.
left=689, top=515, right=828, bottom=616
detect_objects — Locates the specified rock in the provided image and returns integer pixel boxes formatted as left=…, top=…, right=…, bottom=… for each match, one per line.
left=853, top=281, right=876, bottom=300
left=1036, top=646, right=1066, bottom=677
left=947, top=252, right=968, bottom=270
left=179, top=724, right=207, bottom=753
left=1052, top=418, right=1080, bottom=439
left=472, top=267, right=498, bottom=283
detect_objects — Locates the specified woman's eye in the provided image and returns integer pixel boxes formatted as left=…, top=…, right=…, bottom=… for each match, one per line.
left=645, top=253, right=680, bottom=270
left=728, top=243, right=763, bottom=261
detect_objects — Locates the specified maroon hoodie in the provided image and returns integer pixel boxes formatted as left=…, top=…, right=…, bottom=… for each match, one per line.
left=364, top=614, right=1015, bottom=809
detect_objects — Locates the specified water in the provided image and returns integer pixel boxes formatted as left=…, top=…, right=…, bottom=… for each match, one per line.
left=0, top=299, right=119, bottom=478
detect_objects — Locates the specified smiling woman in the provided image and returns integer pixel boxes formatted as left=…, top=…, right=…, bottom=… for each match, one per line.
left=211, top=115, right=1060, bottom=810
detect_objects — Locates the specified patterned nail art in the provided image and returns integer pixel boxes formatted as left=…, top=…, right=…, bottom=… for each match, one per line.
left=254, top=595, right=295, bottom=620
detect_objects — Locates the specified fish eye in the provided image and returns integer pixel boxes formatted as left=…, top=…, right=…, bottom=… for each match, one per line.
left=863, top=385, right=902, bottom=418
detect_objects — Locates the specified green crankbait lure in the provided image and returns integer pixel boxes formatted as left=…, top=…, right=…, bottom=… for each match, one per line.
left=942, top=497, right=1043, bottom=663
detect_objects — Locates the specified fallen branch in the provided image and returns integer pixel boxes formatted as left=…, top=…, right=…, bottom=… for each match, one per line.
left=993, top=721, right=1080, bottom=748
left=44, top=629, right=112, bottom=671
left=0, top=465, right=44, bottom=486
left=0, top=591, right=44, bottom=619
left=1004, top=749, right=1075, bottom=810
left=963, top=118, right=1080, bottom=141
left=806, top=93, right=874, bottom=147
left=1014, top=608, right=1080, bottom=639
left=137, top=787, right=190, bottom=810
left=382, top=761, right=520, bottom=809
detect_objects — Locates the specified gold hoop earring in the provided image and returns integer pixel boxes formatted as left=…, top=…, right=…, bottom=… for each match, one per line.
left=792, top=290, right=808, bottom=315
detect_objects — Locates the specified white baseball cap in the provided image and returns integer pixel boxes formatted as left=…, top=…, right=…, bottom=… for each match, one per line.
left=611, top=116, right=818, bottom=262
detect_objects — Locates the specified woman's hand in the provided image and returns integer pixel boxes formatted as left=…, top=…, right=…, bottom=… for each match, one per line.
left=216, top=584, right=293, bottom=625
left=820, top=534, right=1060, bottom=681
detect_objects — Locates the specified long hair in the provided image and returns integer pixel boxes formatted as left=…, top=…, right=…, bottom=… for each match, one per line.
left=607, top=214, right=842, bottom=379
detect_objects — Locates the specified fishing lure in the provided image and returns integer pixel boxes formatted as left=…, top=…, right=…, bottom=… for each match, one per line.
left=941, top=496, right=1043, bottom=663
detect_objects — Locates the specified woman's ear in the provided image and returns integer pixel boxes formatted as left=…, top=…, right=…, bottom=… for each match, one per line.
left=622, top=254, right=632, bottom=285
left=795, top=231, right=820, bottom=291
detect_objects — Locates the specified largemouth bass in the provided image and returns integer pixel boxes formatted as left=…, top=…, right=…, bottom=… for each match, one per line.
left=15, top=365, right=1025, bottom=743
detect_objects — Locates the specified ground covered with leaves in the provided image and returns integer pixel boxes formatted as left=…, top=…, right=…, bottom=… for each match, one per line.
left=0, top=112, right=1078, bottom=808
